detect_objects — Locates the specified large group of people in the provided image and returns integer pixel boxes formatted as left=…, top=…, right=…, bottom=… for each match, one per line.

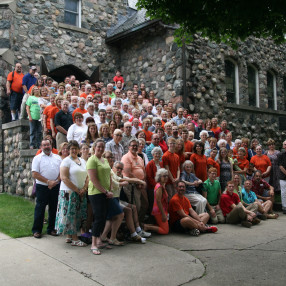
left=6, top=65, right=286, bottom=255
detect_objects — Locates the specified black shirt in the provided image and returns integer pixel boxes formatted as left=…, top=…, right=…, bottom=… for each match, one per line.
left=54, top=110, right=73, bottom=133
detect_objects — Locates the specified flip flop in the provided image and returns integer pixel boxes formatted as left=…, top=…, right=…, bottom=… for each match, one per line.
left=97, top=243, right=112, bottom=249
left=91, top=247, right=101, bottom=255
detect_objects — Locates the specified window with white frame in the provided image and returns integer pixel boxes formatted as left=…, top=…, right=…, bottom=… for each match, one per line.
left=225, top=59, right=239, bottom=104
left=64, top=0, right=81, bottom=27
left=247, top=65, right=259, bottom=107
left=267, top=71, right=277, bottom=110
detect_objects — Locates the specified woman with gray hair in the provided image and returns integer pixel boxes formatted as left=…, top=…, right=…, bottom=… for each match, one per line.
left=146, top=147, right=163, bottom=212
left=144, top=168, right=169, bottom=235
left=200, top=130, right=210, bottom=150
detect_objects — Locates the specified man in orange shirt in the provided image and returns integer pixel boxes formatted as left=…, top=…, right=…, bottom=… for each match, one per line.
left=142, top=118, right=153, bottom=144
left=72, top=97, right=87, bottom=121
left=6, top=63, right=24, bottom=120
left=162, top=138, right=180, bottom=199
left=181, top=128, right=193, bottom=159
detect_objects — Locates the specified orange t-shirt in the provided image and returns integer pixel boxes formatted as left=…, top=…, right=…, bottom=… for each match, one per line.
left=169, top=193, right=192, bottom=226
left=36, top=148, right=58, bottom=155
left=237, top=157, right=249, bottom=170
left=184, top=140, right=194, bottom=153
left=211, top=126, right=221, bottom=139
left=7, top=71, right=24, bottom=93
left=142, top=129, right=153, bottom=142
left=207, top=157, right=220, bottom=177
left=175, top=152, right=186, bottom=170
left=43, top=105, right=59, bottom=130
left=250, top=155, right=271, bottom=173
left=80, top=93, right=93, bottom=99
left=190, top=153, right=208, bottom=181
left=162, top=151, right=180, bottom=184
left=72, top=108, right=87, bottom=121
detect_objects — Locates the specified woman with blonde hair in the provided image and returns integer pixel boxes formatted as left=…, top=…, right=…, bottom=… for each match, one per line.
left=58, top=142, right=69, bottom=160
left=99, top=123, right=112, bottom=143
left=82, top=123, right=99, bottom=147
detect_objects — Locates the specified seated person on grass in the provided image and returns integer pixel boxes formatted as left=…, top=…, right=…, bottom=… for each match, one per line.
left=169, top=181, right=218, bottom=236
left=203, top=168, right=225, bottom=224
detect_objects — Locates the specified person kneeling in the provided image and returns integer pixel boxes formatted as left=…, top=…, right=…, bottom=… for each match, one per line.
left=169, top=181, right=218, bottom=236
left=220, top=181, right=260, bottom=228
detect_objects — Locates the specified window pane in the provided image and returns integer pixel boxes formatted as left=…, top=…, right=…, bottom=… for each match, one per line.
left=64, top=11, right=77, bottom=26
left=267, top=72, right=274, bottom=109
left=248, top=66, right=256, bottom=106
left=225, top=60, right=235, bottom=103
left=65, top=0, right=78, bottom=12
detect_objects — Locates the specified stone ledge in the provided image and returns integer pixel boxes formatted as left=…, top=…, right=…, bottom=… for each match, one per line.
left=224, top=103, right=286, bottom=115
left=19, top=149, right=37, bottom=157
left=2, top=119, right=29, bottom=129
left=58, top=22, right=89, bottom=34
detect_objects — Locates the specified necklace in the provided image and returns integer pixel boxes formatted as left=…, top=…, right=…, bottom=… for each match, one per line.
left=70, top=156, right=81, bottom=166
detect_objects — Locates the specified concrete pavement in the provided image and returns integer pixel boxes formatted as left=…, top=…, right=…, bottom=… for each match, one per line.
left=1, top=214, right=286, bottom=286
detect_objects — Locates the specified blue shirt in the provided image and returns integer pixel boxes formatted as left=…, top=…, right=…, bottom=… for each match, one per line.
left=172, top=115, right=185, bottom=126
left=22, top=73, right=37, bottom=93
left=180, top=170, right=199, bottom=194
left=146, top=143, right=162, bottom=161
left=241, top=188, right=257, bottom=204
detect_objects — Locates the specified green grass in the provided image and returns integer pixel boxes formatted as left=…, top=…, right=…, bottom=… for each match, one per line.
left=0, top=193, right=47, bottom=238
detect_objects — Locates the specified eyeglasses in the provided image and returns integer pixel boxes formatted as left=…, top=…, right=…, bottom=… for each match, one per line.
left=115, top=134, right=123, bottom=137
left=116, top=167, right=123, bottom=170
left=105, top=156, right=114, bottom=159
left=125, top=126, right=132, bottom=129
left=130, top=145, right=138, bottom=147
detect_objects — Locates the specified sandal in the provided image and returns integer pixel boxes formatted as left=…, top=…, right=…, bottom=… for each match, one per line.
left=108, top=238, right=124, bottom=246
left=66, top=237, right=72, bottom=243
left=267, top=213, right=279, bottom=219
left=71, top=240, right=87, bottom=247
left=91, top=247, right=101, bottom=255
left=97, top=242, right=112, bottom=249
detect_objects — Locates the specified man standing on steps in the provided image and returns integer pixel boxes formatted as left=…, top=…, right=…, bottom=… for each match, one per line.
left=6, top=63, right=24, bottom=121
left=31, top=139, right=61, bottom=239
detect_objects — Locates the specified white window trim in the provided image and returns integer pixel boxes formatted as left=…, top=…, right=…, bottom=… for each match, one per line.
left=248, top=64, right=259, bottom=108
left=65, top=0, right=81, bottom=28
left=267, top=70, right=277, bottom=110
left=226, top=58, right=239, bottom=104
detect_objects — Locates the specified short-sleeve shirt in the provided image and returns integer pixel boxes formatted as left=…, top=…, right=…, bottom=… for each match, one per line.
left=60, top=157, right=87, bottom=191
left=121, top=152, right=145, bottom=180
left=250, top=155, right=271, bottom=173
left=237, top=157, right=249, bottom=170
left=22, top=73, right=37, bottom=94
left=72, top=108, right=87, bottom=121
left=43, top=105, right=59, bottom=130
left=241, top=188, right=257, bottom=204
left=203, top=178, right=221, bottom=205
left=184, top=140, right=194, bottom=153
left=251, top=178, right=270, bottom=196
left=190, top=153, right=208, bottom=181
left=169, top=193, right=192, bottom=226
left=220, top=192, right=240, bottom=216
left=7, top=71, right=24, bottom=93
left=142, top=129, right=153, bottom=142
left=162, top=151, right=180, bottom=184
left=54, top=110, right=73, bottom=132
left=86, top=155, right=111, bottom=195
left=207, top=157, right=220, bottom=177
left=113, top=75, right=124, bottom=83
left=110, top=170, right=121, bottom=198
left=180, top=171, right=199, bottom=193
left=26, top=95, right=41, bottom=120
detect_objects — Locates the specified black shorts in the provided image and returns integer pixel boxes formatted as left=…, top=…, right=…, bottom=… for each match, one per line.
left=171, top=219, right=187, bottom=233
left=10, top=91, right=24, bottom=111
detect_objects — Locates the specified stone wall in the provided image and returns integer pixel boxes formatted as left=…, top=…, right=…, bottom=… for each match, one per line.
left=13, top=0, right=128, bottom=78
left=2, top=120, right=36, bottom=196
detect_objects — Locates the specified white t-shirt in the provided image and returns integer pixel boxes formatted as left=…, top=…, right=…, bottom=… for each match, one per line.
left=67, top=124, right=87, bottom=143
left=60, top=157, right=87, bottom=191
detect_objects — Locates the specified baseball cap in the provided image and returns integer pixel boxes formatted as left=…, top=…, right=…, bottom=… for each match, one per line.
left=30, top=66, right=37, bottom=70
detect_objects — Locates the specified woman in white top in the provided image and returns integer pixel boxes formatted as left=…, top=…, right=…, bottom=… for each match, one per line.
left=55, top=140, right=89, bottom=246
left=67, top=112, right=87, bottom=143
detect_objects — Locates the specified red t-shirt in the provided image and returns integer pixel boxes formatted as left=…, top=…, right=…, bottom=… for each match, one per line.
left=190, top=153, right=208, bottom=181
left=142, top=129, right=153, bottom=142
left=7, top=71, right=24, bottom=93
left=220, top=192, right=240, bottom=216
left=175, top=152, right=186, bottom=170
left=159, top=139, right=168, bottom=153
left=162, top=151, right=180, bottom=184
left=250, top=155, right=271, bottom=173
left=207, top=157, right=220, bottom=177
left=211, top=126, right=221, bottom=139
left=72, top=108, right=87, bottom=121
left=43, top=105, right=59, bottom=130
left=113, top=75, right=124, bottom=83
left=169, top=193, right=192, bottom=226
left=184, top=140, right=194, bottom=153
left=237, top=157, right=249, bottom=170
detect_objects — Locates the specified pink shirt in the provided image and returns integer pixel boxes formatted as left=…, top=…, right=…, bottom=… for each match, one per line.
left=121, top=151, right=145, bottom=180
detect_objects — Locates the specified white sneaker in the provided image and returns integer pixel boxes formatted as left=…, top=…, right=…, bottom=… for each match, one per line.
left=131, top=235, right=146, bottom=244
left=138, top=230, right=152, bottom=238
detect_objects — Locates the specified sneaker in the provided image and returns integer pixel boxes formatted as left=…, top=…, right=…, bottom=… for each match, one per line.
left=188, top=228, right=200, bottom=236
left=131, top=235, right=146, bottom=244
left=251, top=217, right=261, bottom=225
left=257, top=214, right=267, bottom=220
left=138, top=230, right=152, bottom=238
left=241, top=221, right=252, bottom=228
left=205, top=226, right=218, bottom=233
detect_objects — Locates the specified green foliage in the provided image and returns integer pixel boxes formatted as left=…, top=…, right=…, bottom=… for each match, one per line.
left=0, top=194, right=46, bottom=238
left=136, top=0, right=286, bottom=46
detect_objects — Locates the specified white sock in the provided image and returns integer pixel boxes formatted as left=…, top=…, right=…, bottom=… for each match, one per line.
left=11, top=113, right=16, bottom=120
left=136, top=227, right=142, bottom=233
left=131, top=232, right=138, bottom=237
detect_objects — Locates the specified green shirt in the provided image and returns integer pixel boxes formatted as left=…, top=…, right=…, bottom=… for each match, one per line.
left=203, top=178, right=221, bottom=205
left=234, top=186, right=243, bottom=202
left=86, top=155, right=111, bottom=195
left=26, top=95, right=41, bottom=120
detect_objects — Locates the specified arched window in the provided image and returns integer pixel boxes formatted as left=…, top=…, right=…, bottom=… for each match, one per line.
left=267, top=71, right=277, bottom=110
left=225, top=59, right=239, bottom=104
left=247, top=65, right=259, bottom=107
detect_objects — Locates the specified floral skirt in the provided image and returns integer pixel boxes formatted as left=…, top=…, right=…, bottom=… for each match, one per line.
left=55, top=190, right=87, bottom=235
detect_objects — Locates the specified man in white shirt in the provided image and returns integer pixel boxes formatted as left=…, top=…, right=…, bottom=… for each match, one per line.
left=83, top=102, right=96, bottom=124
left=31, top=139, right=61, bottom=239
left=98, top=95, right=109, bottom=110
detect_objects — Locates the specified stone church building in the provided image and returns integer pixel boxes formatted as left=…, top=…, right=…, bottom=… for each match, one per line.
left=0, top=0, right=286, bottom=195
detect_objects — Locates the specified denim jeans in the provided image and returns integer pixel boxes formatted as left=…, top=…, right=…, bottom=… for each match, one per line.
left=29, top=119, right=42, bottom=148
left=32, top=183, right=60, bottom=234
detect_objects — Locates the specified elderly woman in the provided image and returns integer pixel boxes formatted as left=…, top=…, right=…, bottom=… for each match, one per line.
left=232, top=139, right=242, bottom=158
left=137, top=138, right=149, bottom=165
left=55, top=140, right=89, bottom=246
left=146, top=147, right=164, bottom=212
left=250, top=145, right=272, bottom=182
left=265, top=139, right=281, bottom=192
left=99, top=123, right=112, bottom=143
left=81, top=123, right=98, bottom=147
left=217, top=139, right=227, bottom=150
left=164, top=122, right=173, bottom=139
left=205, top=137, right=218, bottom=158
left=67, top=112, right=87, bottom=144
left=190, top=141, right=208, bottom=182
left=180, top=160, right=206, bottom=214
left=86, top=139, right=113, bottom=255
left=199, top=130, right=210, bottom=150
left=155, top=127, right=168, bottom=153
left=248, top=138, right=260, bottom=159
left=217, top=147, right=233, bottom=192
left=144, top=168, right=169, bottom=235
left=226, top=132, right=235, bottom=150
